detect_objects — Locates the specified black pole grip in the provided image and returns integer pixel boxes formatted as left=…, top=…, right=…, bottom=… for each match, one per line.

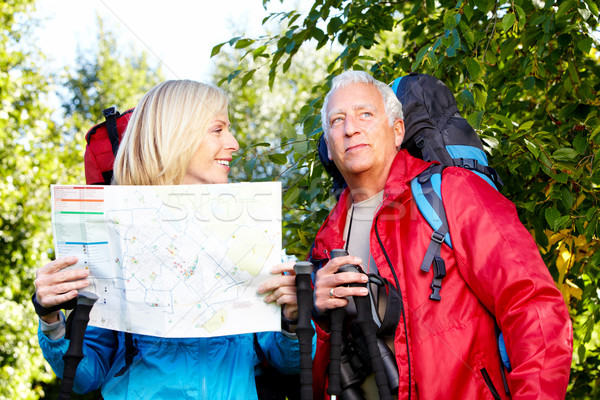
left=58, top=291, right=99, bottom=400
left=326, top=248, right=350, bottom=399
left=294, top=261, right=315, bottom=400
left=346, top=266, right=392, bottom=400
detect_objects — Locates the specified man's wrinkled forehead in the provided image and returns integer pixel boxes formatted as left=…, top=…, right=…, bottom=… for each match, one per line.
left=327, top=103, right=377, bottom=118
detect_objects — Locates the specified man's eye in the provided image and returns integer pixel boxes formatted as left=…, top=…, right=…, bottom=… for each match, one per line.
left=361, top=112, right=373, bottom=118
left=331, top=116, right=344, bottom=125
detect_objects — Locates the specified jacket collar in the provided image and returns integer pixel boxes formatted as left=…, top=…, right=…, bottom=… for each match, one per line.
left=312, top=150, right=433, bottom=260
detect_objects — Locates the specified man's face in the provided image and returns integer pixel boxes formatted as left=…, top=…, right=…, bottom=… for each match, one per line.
left=325, top=82, right=404, bottom=180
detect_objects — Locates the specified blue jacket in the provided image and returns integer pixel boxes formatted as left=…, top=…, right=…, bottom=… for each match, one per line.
left=39, top=324, right=303, bottom=399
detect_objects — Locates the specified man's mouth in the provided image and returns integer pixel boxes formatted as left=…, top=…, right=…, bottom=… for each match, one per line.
left=345, top=144, right=368, bottom=153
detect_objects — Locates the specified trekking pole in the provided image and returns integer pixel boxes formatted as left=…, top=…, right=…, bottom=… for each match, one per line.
left=343, top=264, right=392, bottom=400
left=294, top=261, right=315, bottom=400
left=327, top=249, right=350, bottom=400
left=58, top=291, right=99, bottom=400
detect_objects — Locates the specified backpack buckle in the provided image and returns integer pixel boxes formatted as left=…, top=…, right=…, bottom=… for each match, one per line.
left=414, top=135, right=425, bottom=149
left=431, top=231, right=445, bottom=244
left=458, top=158, right=478, bottom=170
left=429, top=256, right=446, bottom=301
left=103, top=107, right=117, bottom=119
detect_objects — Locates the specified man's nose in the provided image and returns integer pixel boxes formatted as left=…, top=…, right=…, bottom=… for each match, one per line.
left=344, top=115, right=360, bottom=136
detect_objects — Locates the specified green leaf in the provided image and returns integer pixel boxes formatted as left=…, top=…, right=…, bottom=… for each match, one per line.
left=555, top=173, right=569, bottom=184
left=579, top=6, right=592, bottom=20
left=473, top=86, right=487, bottom=110
left=573, top=134, right=588, bottom=154
left=457, top=89, right=475, bottom=108
left=577, top=37, right=593, bottom=53
left=524, top=139, right=540, bottom=158
left=518, top=121, right=534, bottom=131
left=584, top=0, right=599, bottom=16
left=557, top=0, right=576, bottom=18
left=283, top=186, right=300, bottom=207
left=443, top=10, right=460, bottom=29
left=552, top=148, right=579, bottom=162
left=327, top=17, right=343, bottom=35
left=268, top=153, right=288, bottom=165
left=241, top=69, right=256, bottom=87
left=249, top=142, right=271, bottom=148
left=252, top=45, right=268, bottom=58
left=466, top=58, right=482, bottom=79
left=502, top=13, right=516, bottom=32
left=567, top=62, right=580, bottom=84
left=413, top=45, right=429, bottom=68
left=545, top=207, right=561, bottom=229
left=514, top=5, right=526, bottom=29
left=467, top=111, right=483, bottom=129
left=545, top=208, right=570, bottom=231
left=227, top=69, right=242, bottom=83
left=285, top=40, right=296, bottom=54
left=234, top=38, right=255, bottom=49
left=228, top=36, right=242, bottom=46
left=211, top=42, right=226, bottom=58
left=491, top=113, right=513, bottom=128
left=560, top=187, right=575, bottom=209
left=244, top=157, right=257, bottom=179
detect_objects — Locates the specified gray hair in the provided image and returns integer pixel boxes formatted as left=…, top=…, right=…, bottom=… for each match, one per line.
left=320, top=71, right=403, bottom=137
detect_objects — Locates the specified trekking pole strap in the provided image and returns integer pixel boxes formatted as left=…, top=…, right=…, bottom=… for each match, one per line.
left=58, top=291, right=98, bottom=400
left=294, top=261, right=315, bottom=400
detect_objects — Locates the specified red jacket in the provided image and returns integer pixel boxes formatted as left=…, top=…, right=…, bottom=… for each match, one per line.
left=311, top=150, right=572, bottom=399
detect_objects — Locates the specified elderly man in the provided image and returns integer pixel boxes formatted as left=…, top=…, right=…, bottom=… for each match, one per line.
left=310, top=71, right=572, bottom=399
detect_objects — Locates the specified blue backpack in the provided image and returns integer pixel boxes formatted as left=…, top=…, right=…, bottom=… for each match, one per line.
left=316, top=73, right=511, bottom=377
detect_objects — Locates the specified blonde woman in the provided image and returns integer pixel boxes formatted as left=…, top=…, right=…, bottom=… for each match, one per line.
left=34, top=80, right=304, bottom=399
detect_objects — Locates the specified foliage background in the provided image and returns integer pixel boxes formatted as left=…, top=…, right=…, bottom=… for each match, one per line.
left=0, top=0, right=598, bottom=398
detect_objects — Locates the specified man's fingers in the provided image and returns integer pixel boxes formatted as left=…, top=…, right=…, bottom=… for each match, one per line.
left=321, top=255, right=362, bottom=274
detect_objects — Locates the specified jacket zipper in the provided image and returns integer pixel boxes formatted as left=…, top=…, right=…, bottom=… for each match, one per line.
left=375, top=214, right=411, bottom=400
left=480, top=367, right=502, bottom=400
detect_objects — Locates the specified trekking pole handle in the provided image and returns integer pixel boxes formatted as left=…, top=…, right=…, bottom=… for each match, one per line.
left=294, top=261, right=315, bottom=400
left=58, top=291, right=98, bottom=400
left=326, top=249, right=355, bottom=399
left=345, top=266, right=393, bottom=400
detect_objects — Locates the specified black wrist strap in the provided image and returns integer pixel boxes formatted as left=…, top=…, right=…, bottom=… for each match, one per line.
left=281, top=306, right=298, bottom=332
left=32, top=293, right=77, bottom=317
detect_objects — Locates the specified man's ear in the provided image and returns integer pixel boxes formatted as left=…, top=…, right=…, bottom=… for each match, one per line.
left=393, top=119, right=405, bottom=149
left=325, top=135, right=333, bottom=160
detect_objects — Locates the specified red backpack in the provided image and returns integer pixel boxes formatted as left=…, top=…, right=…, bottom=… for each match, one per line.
left=84, top=107, right=134, bottom=184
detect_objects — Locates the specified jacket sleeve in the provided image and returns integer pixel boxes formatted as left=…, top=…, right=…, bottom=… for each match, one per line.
left=38, top=323, right=117, bottom=394
left=443, top=168, right=573, bottom=399
left=312, top=322, right=332, bottom=399
left=255, top=329, right=315, bottom=375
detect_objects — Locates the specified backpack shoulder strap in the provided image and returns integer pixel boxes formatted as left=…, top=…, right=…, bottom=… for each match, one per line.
left=103, top=107, right=121, bottom=157
left=411, top=164, right=449, bottom=301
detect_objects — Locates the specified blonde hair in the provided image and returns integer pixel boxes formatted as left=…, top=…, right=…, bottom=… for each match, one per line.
left=113, top=80, right=228, bottom=185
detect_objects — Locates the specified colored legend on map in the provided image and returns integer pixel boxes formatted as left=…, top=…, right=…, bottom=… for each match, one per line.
left=51, top=185, right=112, bottom=269
left=53, top=185, right=105, bottom=213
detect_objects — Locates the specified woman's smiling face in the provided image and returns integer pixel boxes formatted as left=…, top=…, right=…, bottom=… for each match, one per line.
left=182, top=114, right=239, bottom=185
